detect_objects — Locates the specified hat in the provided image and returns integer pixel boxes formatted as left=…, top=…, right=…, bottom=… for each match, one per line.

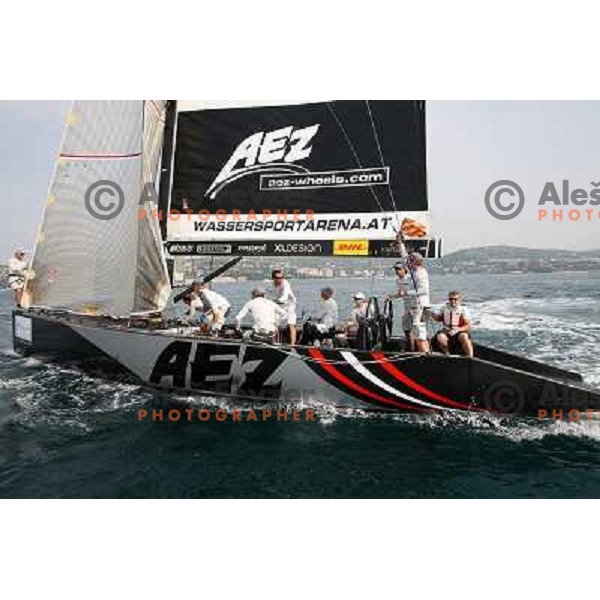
left=393, top=261, right=405, bottom=270
left=408, top=252, right=424, bottom=265
left=353, top=292, right=366, bottom=300
left=252, top=287, right=266, bottom=297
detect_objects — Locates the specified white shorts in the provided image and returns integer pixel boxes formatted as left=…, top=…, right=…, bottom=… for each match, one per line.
left=408, top=305, right=428, bottom=341
left=210, top=306, right=229, bottom=330
left=283, top=305, right=297, bottom=326
left=8, top=276, right=24, bottom=291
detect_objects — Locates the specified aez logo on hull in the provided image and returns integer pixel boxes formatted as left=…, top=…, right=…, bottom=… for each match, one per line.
left=150, top=341, right=287, bottom=398
left=206, top=124, right=320, bottom=199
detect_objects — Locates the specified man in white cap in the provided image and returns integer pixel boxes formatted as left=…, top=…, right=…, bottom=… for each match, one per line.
left=8, top=249, right=27, bottom=307
left=236, top=287, right=288, bottom=338
left=350, top=292, right=368, bottom=326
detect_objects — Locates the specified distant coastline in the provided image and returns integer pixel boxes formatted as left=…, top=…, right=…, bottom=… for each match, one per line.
left=176, top=246, right=600, bottom=282
left=3, top=246, right=599, bottom=288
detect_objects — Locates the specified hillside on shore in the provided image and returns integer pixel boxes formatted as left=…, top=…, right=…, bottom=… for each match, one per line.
left=2, top=246, right=599, bottom=288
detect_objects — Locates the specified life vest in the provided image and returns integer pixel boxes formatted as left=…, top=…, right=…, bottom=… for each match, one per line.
left=443, top=305, right=468, bottom=329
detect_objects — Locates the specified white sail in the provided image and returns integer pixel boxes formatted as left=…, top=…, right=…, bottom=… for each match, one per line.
left=24, top=100, right=171, bottom=316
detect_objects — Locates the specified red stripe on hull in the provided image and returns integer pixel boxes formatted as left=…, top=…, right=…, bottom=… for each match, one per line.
left=371, top=351, right=481, bottom=411
left=308, top=349, right=428, bottom=412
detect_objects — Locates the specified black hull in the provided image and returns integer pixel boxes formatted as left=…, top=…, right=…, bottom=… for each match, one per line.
left=12, top=309, right=600, bottom=417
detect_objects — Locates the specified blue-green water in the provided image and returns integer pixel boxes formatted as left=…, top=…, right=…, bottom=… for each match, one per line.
left=1, top=272, right=600, bottom=498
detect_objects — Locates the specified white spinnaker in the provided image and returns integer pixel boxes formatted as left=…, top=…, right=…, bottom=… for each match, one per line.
left=24, top=100, right=170, bottom=316
left=133, top=100, right=171, bottom=312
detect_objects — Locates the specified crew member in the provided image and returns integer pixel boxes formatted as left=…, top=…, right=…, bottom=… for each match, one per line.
left=350, top=292, right=368, bottom=326
left=182, top=292, right=208, bottom=326
left=8, top=249, right=27, bottom=307
left=345, top=292, right=368, bottom=337
left=190, top=281, right=231, bottom=332
left=316, top=287, right=338, bottom=336
left=431, top=291, right=473, bottom=358
left=387, top=262, right=415, bottom=351
left=405, top=252, right=431, bottom=353
left=302, top=287, right=339, bottom=346
left=271, top=268, right=297, bottom=345
left=235, top=288, right=288, bottom=337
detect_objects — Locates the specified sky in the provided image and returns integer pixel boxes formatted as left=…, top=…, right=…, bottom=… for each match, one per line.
left=1, top=100, right=599, bottom=258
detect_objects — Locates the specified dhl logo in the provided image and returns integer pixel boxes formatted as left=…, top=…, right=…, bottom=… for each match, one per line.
left=333, top=240, right=370, bottom=256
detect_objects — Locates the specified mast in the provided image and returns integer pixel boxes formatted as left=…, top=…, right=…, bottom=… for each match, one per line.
left=158, top=100, right=177, bottom=241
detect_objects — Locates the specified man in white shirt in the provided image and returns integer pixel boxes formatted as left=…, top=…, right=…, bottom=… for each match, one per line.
left=404, top=253, right=430, bottom=353
left=236, top=288, right=288, bottom=337
left=316, top=287, right=338, bottom=335
left=431, top=291, right=473, bottom=357
left=189, top=281, right=231, bottom=331
left=8, top=249, right=27, bottom=307
left=271, top=268, right=297, bottom=345
left=349, top=292, right=368, bottom=326
left=388, top=262, right=415, bottom=351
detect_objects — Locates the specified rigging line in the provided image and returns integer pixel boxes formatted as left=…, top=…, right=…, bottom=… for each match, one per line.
left=325, top=102, right=389, bottom=219
left=365, top=101, right=424, bottom=310
left=364, top=100, right=402, bottom=233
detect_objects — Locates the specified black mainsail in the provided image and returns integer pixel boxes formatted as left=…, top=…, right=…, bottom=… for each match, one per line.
left=165, top=100, right=440, bottom=258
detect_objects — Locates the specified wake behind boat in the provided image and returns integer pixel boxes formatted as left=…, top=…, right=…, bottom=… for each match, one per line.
left=11, top=100, right=600, bottom=417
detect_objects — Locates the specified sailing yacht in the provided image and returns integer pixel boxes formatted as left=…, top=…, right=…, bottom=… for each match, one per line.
left=12, top=100, right=600, bottom=416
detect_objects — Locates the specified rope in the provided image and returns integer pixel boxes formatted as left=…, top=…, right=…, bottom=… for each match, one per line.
left=326, top=102, right=390, bottom=220
left=364, top=100, right=402, bottom=234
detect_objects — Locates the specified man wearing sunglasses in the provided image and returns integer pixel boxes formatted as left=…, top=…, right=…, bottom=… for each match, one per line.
left=431, top=291, right=473, bottom=358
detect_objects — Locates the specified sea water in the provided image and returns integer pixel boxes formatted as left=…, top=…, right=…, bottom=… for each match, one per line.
left=1, top=271, right=600, bottom=498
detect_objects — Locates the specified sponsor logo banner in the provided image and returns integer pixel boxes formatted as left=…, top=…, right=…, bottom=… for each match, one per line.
left=333, top=240, right=370, bottom=256
left=166, top=238, right=442, bottom=258
left=171, top=101, right=428, bottom=215
left=167, top=241, right=330, bottom=256
left=260, top=167, right=389, bottom=192
left=167, top=211, right=431, bottom=242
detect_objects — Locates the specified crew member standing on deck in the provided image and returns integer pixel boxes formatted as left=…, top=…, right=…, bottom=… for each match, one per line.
left=387, top=262, right=415, bottom=352
left=271, top=268, right=297, bottom=345
left=8, top=249, right=27, bottom=307
left=405, top=252, right=431, bottom=353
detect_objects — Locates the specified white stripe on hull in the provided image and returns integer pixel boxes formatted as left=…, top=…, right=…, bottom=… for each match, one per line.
left=340, top=351, right=453, bottom=412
